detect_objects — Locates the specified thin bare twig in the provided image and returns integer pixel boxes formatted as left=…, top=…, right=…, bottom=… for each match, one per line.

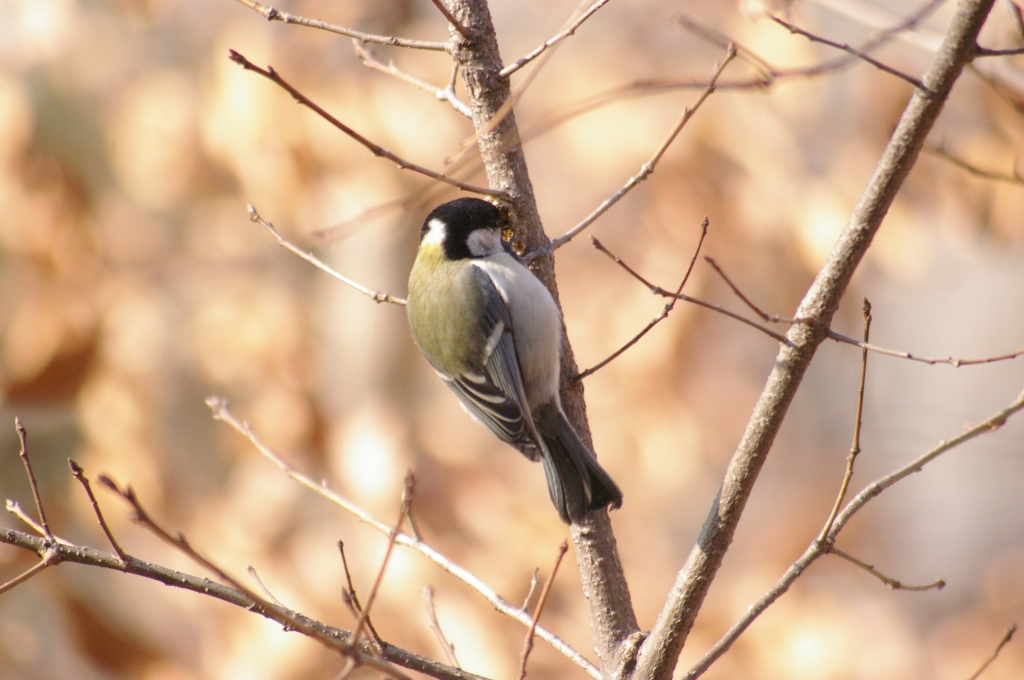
left=350, top=474, right=414, bottom=649
left=965, top=624, right=1017, bottom=680
left=924, top=144, right=1024, bottom=183
left=704, top=257, right=798, bottom=324
left=1010, top=0, right=1024, bottom=40
left=95, top=475, right=414, bottom=680
left=354, top=41, right=473, bottom=118
left=228, top=50, right=501, bottom=198
left=501, top=0, right=614, bottom=77
left=517, top=540, right=569, bottom=680
left=68, top=459, right=127, bottom=563
left=591, top=238, right=791, bottom=344
left=824, top=333, right=1024, bottom=366
left=712, top=258, right=1024, bottom=366
left=4, top=501, right=73, bottom=546
left=539, top=46, right=736, bottom=256
left=820, top=300, right=872, bottom=541
left=205, top=396, right=600, bottom=678
left=336, top=475, right=413, bottom=680
left=338, top=541, right=384, bottom=654
left=7, top=501, right=41, bottom=536
left=521, top=567, right=540, bottom=611
left=0, top=529, right=484, bottom=680
left=320, top=0, right=948, bottom=242
left=683, top=387, right=1024, bottom=680
left=406, top=503, right=425, bottom=542
left=975, top=45, right=1024, bottom=56
left=332, top=659, right=357, bottom=680
left=703, top=255, right=1024, bottom=368
left=246, top=566, right=285, bottom=606
left=428, top=0, right=471, bottom=37
left=423, top=586, right=461, bottom=668
left=247, top=204, right=406, bottom=305
left=233, top=0, right=449, bottom=51
left=834, top=389, right=1024, bottom=534
left=575, top=219, right=709, bottom=380
left=967, top=61, right=1024, bottom=116
left=678, top=0, right=946, bottom=83
left=14, top=418, right=52, bottom=541
left=444, top=0, right=587, bottom=167
left=830, top=547, right=945, bottom=591
left=771, top=16, right=932, bottom=92
left=0, top=547, right=59, bottom=595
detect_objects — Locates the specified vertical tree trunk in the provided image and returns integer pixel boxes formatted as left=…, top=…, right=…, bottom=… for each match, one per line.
left=445, top=1, right=640, bottom=675
left=631, top=1, right=996, bottom=677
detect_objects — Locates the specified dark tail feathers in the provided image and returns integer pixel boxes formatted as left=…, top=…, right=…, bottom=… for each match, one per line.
left=534, top=402, right=623, bottom=524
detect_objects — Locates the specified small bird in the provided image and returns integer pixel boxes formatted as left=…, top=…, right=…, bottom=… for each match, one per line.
left=406, top=197, right=622, bottom=524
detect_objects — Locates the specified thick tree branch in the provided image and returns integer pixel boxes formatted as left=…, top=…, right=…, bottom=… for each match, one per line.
left=631, top=1, right=998, bottom=678
left=681, top=387, right=1024, bottom=680
left=446, top=1, right=639, bottom=675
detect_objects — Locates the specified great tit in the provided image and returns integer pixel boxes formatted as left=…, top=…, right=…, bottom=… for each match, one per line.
left=406, top=197, right=623, bottom=524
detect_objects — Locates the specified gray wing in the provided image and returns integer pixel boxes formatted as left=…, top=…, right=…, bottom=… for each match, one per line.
left=443, top=266, right=540, bottom=457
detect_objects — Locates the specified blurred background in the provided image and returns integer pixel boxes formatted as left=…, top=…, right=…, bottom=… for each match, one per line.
left=2, top=0, right=1024, bottom=678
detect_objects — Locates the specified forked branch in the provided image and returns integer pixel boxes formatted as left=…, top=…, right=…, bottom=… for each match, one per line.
left=771, top=16, right=932, bottom=92
left=575, top=220, right=709, bottom=380
left=95, top=475, right=414, bottom=680
left=682, top=387, right=1024, bottom=680
left=501, top=0, right=614, bottom=77
left=597, top=244, right=1024, bottom=370
left=632, top=1, right=1000, bottom=677
left=0, top=424, right=479, bottom=680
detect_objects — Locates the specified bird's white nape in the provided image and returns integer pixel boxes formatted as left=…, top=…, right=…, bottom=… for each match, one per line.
left=467, top=228, right=503, bottom=257
left=422, top=218, right=447, bottom=246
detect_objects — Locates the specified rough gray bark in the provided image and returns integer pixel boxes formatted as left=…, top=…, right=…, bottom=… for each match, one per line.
left=630, top=1, right=996, bottom=678
left=445, top=1, right=639, bottom=675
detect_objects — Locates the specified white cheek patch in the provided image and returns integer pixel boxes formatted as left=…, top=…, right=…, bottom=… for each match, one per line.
left=466, top=228, right=503, bottom=257
left=422, top=219, right=447, bottom=246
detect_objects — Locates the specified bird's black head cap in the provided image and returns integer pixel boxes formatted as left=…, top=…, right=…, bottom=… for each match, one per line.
left=421, top=198, right=506, bottom=260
